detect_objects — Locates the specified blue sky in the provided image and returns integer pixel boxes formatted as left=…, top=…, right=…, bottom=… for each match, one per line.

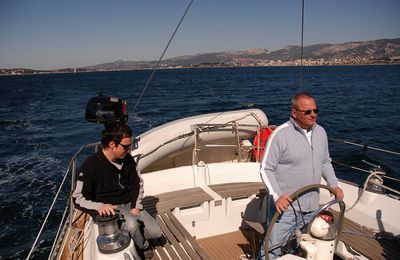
left=1, top=0, right=399, bottom=70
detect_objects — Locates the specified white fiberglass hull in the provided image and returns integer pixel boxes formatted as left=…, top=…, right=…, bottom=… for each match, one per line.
left=133, top=108, right=268, bottom=172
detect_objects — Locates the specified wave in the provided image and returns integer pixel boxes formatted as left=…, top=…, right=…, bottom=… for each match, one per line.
left=0, top=119, right=29, bottom=126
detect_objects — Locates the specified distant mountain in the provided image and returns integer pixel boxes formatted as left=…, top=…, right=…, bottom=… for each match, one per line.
left=80, top=38, right=400, bottom=71
left=2, top=38, right=399, bottom=75
left=83, top=60, right=151, bottom=71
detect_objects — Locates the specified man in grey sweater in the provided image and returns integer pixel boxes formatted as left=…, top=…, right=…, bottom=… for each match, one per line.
left=259, top=92, right=344, bottom=259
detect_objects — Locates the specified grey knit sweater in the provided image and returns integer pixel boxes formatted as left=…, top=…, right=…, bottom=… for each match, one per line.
left=260, top=118, right=339, bottom=211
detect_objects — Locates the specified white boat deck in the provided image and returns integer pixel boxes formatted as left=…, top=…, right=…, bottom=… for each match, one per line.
left=143, top=182, right=400, bottom=260
left=142, top=182, right=265, bottom=259
left=332, top=210, right=399, bottom=260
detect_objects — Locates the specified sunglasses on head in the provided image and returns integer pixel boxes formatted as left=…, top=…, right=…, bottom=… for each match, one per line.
left=294, top=108, right=319, bottom=115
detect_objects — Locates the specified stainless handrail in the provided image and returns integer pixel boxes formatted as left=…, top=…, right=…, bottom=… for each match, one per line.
left=191, top=122, right=260, bottom=165
left=139, top=112, right=265, bottom=161
left=329, top=137, right=400, bottom=156
left=27, top=142, right=99, bottom=260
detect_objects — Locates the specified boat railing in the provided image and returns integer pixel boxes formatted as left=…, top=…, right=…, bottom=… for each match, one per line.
left=329, top=137, right=400, bottom=156
left=364, top=168, right=400, bottom=196
left=333, top=160, right=400, bottom=206
left=192, top=122, right=260, bottom=165
left=138, top=113, right=265, bottom=163
left=330, top=137, right=400, bottom=197
left=27, top=142, right=100, bottom=260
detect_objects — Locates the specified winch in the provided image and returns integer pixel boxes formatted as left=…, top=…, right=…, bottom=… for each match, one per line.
left=95, top=214, right=131, bottom=254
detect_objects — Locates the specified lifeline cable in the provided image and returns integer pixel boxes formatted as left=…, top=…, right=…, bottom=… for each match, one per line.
left=26, top=162, right=72, bottom=259
left=27, top=143, right=99, bottom=259
left=329, top=137, right=400, bottom=156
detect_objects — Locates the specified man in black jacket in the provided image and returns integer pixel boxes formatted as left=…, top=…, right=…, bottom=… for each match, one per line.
left=73, top=122, right=161, bottom=258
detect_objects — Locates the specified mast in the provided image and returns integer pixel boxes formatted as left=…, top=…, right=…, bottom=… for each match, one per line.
left=300, top=0, right=304, bottom=92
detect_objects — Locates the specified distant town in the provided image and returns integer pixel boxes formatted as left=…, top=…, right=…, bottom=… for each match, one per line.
left=2, top=38, right=399, bottom=75
left=169, top=56, right=399, bottom=68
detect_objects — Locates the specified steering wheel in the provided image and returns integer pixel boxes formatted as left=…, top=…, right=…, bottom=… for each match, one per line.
left=264, top=184, right=344, bottom=260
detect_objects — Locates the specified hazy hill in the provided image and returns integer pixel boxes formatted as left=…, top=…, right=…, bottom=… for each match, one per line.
left=2, top=38, right=399, bottom=75
left=81, top=38, right=400, bottom=71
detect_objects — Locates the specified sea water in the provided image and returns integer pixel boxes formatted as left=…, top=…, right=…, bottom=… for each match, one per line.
left=0, top=65, right=399, bottom=259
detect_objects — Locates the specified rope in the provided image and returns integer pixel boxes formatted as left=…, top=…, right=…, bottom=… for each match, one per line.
left=130, top=0, right=194, bottom=116
left=68, top=226, right=85, bottom=259
left=250, top=228, right=257, bottom=260
left=333, top=160, right=400, bottom=187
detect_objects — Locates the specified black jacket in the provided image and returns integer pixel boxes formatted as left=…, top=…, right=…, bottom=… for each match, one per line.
left=72, top=150, right=143, bottom=214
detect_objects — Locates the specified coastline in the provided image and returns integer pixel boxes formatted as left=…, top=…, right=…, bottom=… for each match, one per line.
left=1, top=61, right=399, bottom=76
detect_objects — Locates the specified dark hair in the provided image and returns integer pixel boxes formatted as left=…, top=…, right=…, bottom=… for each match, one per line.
left=291, top=92, right=315, bottom=108
left=101, top=122, right=132, bottom=148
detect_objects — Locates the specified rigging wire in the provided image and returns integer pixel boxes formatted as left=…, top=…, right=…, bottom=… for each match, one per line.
left=130, top=0, right=194, bottom=116
left=299, top=0, right=304, bottom=92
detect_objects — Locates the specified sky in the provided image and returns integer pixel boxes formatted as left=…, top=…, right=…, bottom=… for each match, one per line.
left=1, top=0, right=399, bottom=70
